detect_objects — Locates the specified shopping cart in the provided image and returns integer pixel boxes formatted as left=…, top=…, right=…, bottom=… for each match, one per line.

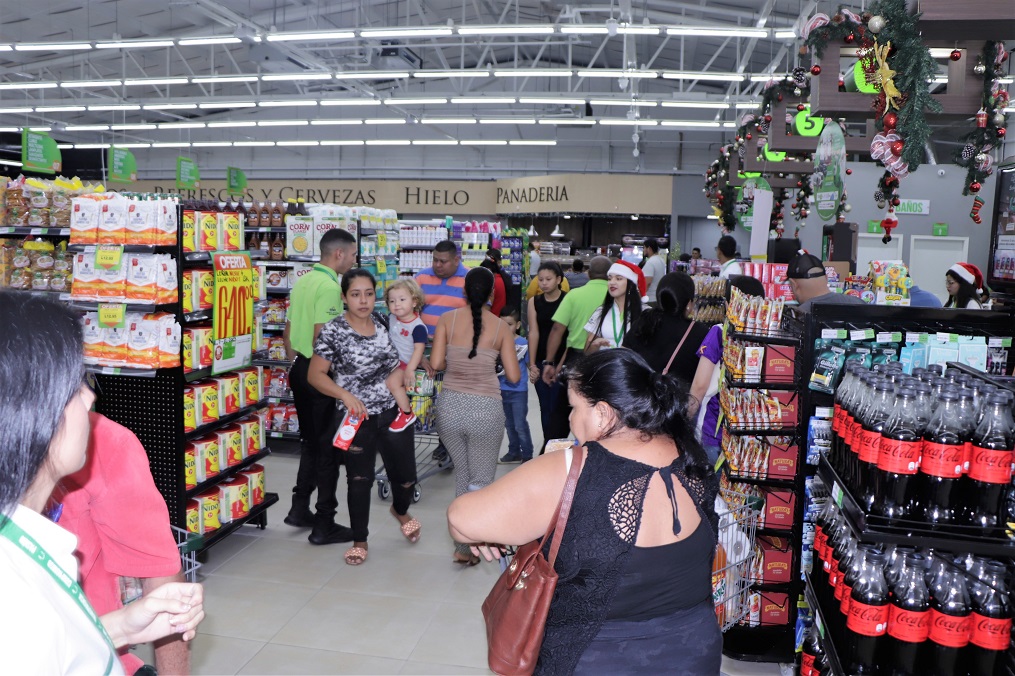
left=713, top=486, right=760, bottom=631
left=375, top=369, right=453, bottom=503
left=172, top=525, right=202, bottom=583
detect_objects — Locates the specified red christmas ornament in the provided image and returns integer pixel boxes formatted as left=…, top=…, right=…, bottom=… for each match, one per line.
left=892, top=197, right=901, bottom=206
left=797, top=181, right=804, bottom=187
left=998, top=127, right=1007, bottom=138
left=777, top=94, right=784, bottom=102
left=890, top=141, right=904, bottom=156
left=950, top=49, right=962, bottom=61
left=811, top=65, right=822, bottom=76
left=845, top=33, right=856, bottom=44
left=764, top=114, right=772, bottom=123
left=883, top=112, right=898, bottom=130
left=797, top=103, right=806, bottom=111
left=970, top=181, right=982, bottom=193
left=846, top=168, right=853, bottom=175
left=746, top=133, right=753, bottom=140
left=792, top=202, right=798, bottom=208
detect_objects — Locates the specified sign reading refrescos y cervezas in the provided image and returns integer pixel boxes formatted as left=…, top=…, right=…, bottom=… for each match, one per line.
left=21, top=129, right=62, bottom=174
left=108, top=147, right=137, bottom=183
left=814, top=123, right=846, bottom=223
left=211, top=252, right=253, bottom=375
left=176, top=156, right=200, bottom=190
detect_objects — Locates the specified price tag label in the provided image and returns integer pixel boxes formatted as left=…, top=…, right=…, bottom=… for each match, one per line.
left=95, top=244, right=124, bottom=271
left=821, top=329, right=846, bottom=339
left=936, top=332, right=952, bottom=343
left=850, top=329, right=867, bottom=341
left=30, top=227, right=45, bottom=235
left=101, top=367, right=119, bottom=375
left=831, top=482, right=843, bottom=507
left=988, top=337, right=1013, bottom=347
left=815, top=610, right=825, bottom=638
left=377, top=232, right=387, bottom=248
left=876, top=332, right=893, bottom=343
left=815, top=407, right=833, bottom=419
left=376, top=257, right=387, bottom=274
left=0, top=227, right=12, bottom=234
left=97, top=303, right=127, bottom=328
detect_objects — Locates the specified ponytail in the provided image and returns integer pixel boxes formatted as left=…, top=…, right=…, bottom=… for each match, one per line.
left=463, top=267, right=495, bottom=359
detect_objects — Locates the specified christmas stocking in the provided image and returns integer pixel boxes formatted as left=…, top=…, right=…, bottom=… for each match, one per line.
left=970, top=196, right=985, bottom=224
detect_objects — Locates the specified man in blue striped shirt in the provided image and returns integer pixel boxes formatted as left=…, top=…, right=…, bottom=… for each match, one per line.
left=415, top=240, right=468, bottom=337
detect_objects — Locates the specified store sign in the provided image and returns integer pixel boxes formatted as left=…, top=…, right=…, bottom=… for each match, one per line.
left=493, top=173, right=672, bottom=214
left=895, top=199, right=930, bottom=216
left=932, top=222, right=949, bottom=236
left=736, top=176, right=772, bottom=232
left=176, top=156, right=200, bottom=190
left=211, top=252, right=253, bottom=375
left=226, top=166, right=247, bottom=196
left=794, top=108, right=825, bottom=137
left=108, top=147, right=137, bottom=183
left=21, top=129, right=61, bottom=174
left=867, top=220, right=882, bottom=234
left=814, top=124, right=846, bottom=223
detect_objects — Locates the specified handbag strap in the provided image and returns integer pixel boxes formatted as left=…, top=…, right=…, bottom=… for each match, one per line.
left=662, top=321, right=696, bottom=375
left=544, top=444, right=585, bottom=567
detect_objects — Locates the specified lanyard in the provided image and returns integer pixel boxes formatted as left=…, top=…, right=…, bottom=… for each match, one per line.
left=0, top=518, right=117, bottom=675
left=610, top=304, right=626, bottom=346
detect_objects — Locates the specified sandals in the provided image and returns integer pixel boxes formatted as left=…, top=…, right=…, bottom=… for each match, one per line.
left=391, top=507, right=421, bottom=544
left=453, top=552, right=481, bottom=566
left=344, top=546, right=368, bottom=566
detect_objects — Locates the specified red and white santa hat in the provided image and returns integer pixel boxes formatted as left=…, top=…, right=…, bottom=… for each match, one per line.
left=948, top=262, right=984, bottom=291
left=608, top=260, right=648, bottom=300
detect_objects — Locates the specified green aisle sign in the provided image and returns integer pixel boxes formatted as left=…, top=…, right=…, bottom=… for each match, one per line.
left=814, top=124, right=846, bottom=223
left=176, top=156, right=200, bottom=190
left=795, top=108, right=825, bottom=137
left=21, top=129, right=62, bottom=174
left=108, top=147, right=137, bottom=183
left=226, top=166, right=247, bottom=196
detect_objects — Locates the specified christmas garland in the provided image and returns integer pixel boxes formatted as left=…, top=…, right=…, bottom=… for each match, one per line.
left=954, top=41, right=1009, bottom=222
left=703, top=149, right=738, bottom=231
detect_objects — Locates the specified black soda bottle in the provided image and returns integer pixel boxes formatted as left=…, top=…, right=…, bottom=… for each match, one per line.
left=844, top=549, right=889, bottom=674
left=876, top=385, right=923, bottom=523
left=799, top=624, right=825, bottom=675
left=812, top=501, right=837, bottom=594
left=847, top=373, right=876, bottom=492
left=833, top=363, right=860, bottom=474
left=920, top=388, right=966, bottom=526
left=858, top=379, right=895, bottom=512
left=925, top=567, right=972, bottom=675
left=968, top=560, right=1012, bottom=676
left=886, top=552, right=930, bottom=675
left=884, top=545, right=916, bottom=590
left=835, top=539, right=861, bottom=644
left=964, top=392, right=1015, bottom=533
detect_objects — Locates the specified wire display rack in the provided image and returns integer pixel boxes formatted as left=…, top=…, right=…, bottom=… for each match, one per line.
left=172, top=525, right=201, bottom=583
left=715, top=486, right=761, bottom=632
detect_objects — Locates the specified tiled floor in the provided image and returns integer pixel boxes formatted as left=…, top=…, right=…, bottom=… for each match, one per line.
left=154, top=388, right=788, bottom=675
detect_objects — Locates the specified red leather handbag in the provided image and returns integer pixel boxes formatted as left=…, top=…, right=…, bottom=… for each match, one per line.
left=481, top=446, right=584, bottom=675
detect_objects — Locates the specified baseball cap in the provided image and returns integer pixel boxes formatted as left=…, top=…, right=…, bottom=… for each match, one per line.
left=786, top=251, right=826, bottom=279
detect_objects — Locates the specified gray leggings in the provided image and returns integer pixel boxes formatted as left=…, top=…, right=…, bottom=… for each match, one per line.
left=436, top=389, right=506, bottom=555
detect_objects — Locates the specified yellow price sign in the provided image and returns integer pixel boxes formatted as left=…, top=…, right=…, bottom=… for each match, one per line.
left=98, top=303, right=126, bottom=328
left=377, top=232, right=387, bottom=248
left=96, top=244, right=124, bottom=271
left=376, top=257, right=387, bottom=274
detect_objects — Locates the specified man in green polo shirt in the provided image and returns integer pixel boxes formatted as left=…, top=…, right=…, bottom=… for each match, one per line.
left=539, top=256, right=611, bottom=441
left=282, top=228, right=357, bottom=536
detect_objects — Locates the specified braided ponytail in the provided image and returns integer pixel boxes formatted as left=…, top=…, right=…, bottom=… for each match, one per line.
left=463, top=267, right=495, bottom=359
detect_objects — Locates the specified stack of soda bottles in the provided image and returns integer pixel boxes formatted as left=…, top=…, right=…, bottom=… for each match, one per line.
left=829, top=362, right=1015, bottom=533
left=806, top=500, right=1013, bottom=675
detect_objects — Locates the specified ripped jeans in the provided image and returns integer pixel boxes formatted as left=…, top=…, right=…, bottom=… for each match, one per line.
left=323, top=405, right=417, bottom=542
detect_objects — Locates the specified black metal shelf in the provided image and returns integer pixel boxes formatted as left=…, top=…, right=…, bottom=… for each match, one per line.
left=268, top=430, right=300, bottom=440
left=187, top=492, right=279, bottom=553
left=804, top=573, right=845, bottom=676
left=816, top=455, right=1015, bottom=557
left=85, top=364, right=159, bottom=378
left=262, top=323, right=286, bottom=331
left=185, top=399, right=268, bottom=442
left=66, top=243, right=177, bottom=254
left=721, top=624, right=795, bottom=664
left=253, top=359, right=291, bottom=368
left=247, top=227, right=286, bottom=233
left=752, top=581, right=793, bottom=592
left=724, top=421, right=797, bottom=437
left=287, top=255, right=319, bottom=262
left=724, top=371, right=798, bottom=391
left=68, top=300, right=178, bottom=314
left=185, top=447, right=272, bottom=499
left=183, top=251, right=212, bottom=264
left=0, top=226, right=70, bottom=236
left=725, top=473, right=797, bottom=488
left=266, top=287, right=291, bottom=295
left=182, top=309, right=212, bottom=324
left=184, top=367, right=212, bottom=383
left=399, top=244, right=437, bottom=250
left=756, top=526, right=795, bottom=537
left=727, top=327, right=802, bottom=347
left=266, top=395, right=294, bottom=403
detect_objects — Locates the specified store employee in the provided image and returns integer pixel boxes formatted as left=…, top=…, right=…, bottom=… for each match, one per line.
left=716, top=235, right=742, bottom=279
left=283, top=228, right=358, bottom=535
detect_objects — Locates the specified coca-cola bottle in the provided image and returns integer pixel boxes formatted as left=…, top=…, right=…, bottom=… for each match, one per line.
left=920, top=388, right=967, bottom=526
left=885, top=545, right=917, bottom=590
left=957, top=388, right=978, bottom=477
left=845, top=548, right=889, bottom=674
left=812, top=500, right=838, bottom=593
left=876, top=386, right=924, bottom=523
left=858, top=379, right=896, bottom=512
left=832, top=363, right=855, bottom=474
left=800, top=624, right=826, bottom=676
left=844, top=373, right=872, bottom=491
left=886, top=552, right=931, bottom=675
left=913, top=381, right=934, bottom=431
left=837, top=540, right=864, bottom=644
left=967, top=560, right=1012, bottom=675
left=964, top=392, right=1015, bottom=533
left=926, top=567, right=972, bottom=675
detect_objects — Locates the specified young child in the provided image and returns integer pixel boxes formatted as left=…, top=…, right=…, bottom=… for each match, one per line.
left=384, top=278, right=428, bottom=432
left=497, top=308, right=534, bottom=463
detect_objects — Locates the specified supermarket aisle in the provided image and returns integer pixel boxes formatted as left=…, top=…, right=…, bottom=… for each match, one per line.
left=164, top=387, right=784, bottom=675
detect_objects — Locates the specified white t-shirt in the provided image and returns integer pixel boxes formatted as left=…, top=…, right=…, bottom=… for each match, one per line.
left=0, top=505, right=125, bottom=675
left=584, top=305, right=628, bottom=349
left=529, top=250, right=541, bottom=276
left=719, top=259, right=743, bottom=279
left=643, top=254, right=667, bottom=302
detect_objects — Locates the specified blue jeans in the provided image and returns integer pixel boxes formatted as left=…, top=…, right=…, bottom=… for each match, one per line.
left=501, top=390, right=534, bottom=460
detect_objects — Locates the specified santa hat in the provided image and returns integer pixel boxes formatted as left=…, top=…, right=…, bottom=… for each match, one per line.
left=948, top=262, right=983, bottom=291
left=608, top=260, right=648, bottom=300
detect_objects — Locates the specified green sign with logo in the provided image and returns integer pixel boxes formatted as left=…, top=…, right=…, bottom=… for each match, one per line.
left=226, top=166, right=247, bottom=196
left=868, top=219, right=882, bottom=234
left=736, top=176, right=772, bottom=232
left=108, top=147, right=137, bottom=183
left=795, top=107, right=825, bottom=137
left=763, top=143, right=786, bottom=162
left=21, top=129, right=62, bottom=174
left=933, top=222, right=949, bottom=237
left=814, top=124, right=846, bottom=223
left=176, top=156, right=200, bottom=190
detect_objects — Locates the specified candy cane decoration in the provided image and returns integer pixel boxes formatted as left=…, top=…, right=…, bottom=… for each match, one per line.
left=801, top=13, right=830, bottom=39
left=871, top=132, right=910, bottom=178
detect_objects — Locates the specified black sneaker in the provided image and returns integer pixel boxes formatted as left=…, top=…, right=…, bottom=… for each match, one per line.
left=308, top=523, right=356, bottom=545
left=498, top=454, right=523, bottom=464
left=283, top=509, right=315, bottom=528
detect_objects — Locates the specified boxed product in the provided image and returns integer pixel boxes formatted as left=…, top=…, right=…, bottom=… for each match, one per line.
left=771, top=391, right=799, bottom=428
left=192, top=268, right=214, bottom=310
left=217, top=210, right=242, bottom=251
left=198, top=210, right=219, bottom=252
left=761, top=488, right=796, bottom=528
left=190, top=380, right=220, bottom=425
left=286, top=215, right=314, bottom=257
left=762, top=345, right=796, bottom=381
left=215, top=424, right=244, bottom=469
left=237, top=367, right=262, bottom=408
left=212, top=374, right=241, bottom=415
left=758, top=591, right=791, bottom=626
left=218, top=477, right=250, bottom=523
left=184, top=443, right=198, bottom=489
left=313, top=215, right=347, bottom=255
left=181, top=206, right=197, bottom=252
left=264, top=269, right=290, bottom=291
left=185, top=499, right=201, bottom=534
left=767, top=438, right=799, bottom=478
left=757, top=536, right=793, bottom=584
left=194, top=488, right=221, bottom=533
left=240, top=464, right=265, bottom=505
left=237, top=416, right=261, bottom=457
left=191, top=435, right=219, bottom=481
left=900, top=341, right=928, bottom=374
left=291, top=262, right=315, bottom=284
left=957, top=336, right=988, bottom=371
left=183, top=386, right=197, bottom=433
left=191, top=326, right=213, bottom=368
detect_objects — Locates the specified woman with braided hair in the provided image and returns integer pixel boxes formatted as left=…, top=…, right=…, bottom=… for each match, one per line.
left=431, top=266, right=521, bottom=565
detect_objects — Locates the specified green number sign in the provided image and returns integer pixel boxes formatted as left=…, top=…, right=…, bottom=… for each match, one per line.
left=795, top=108, right=825, bottom=137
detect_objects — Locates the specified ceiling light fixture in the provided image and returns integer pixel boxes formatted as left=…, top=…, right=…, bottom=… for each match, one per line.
left=234, top=141, right=276, bottom=147
left=518, top=97, right=586, bottom=105
left=735, top=102, right=760, bottom=109
left=257, top=120, right=309, bottom=126
left=96, top=40, right=174, bottom=49
left=617, top=25, right=660, bottom=35
left=261, top=72, right=332, bottom=81
left=659, top=120, right=722, bottom=127
left=207, top=121, right=257, bottom=128
left=0, top=82, right=58, bottom=90
left=479, top=118, right=538, bottom=124
left=384, top=98, right=449, bottom=105
left=0, top=159, right=22, bottom=167
left=320, top=140, right=365, bottom=146
left=191, top=141, right=235, bottom=147
left=412, top=70, right=491, bottom=79
left=662, top=71, right=746, bottom=82
left=109, top=123, right=157, bottom=130
left=450, top=97, right=517, bottom=104
left=143, top=103, right=198, bottom=110
left=537, top=118, right=595, bottom=125
left=364, top=118, right=407, bottom=125
left=191, top=75, right=259, bottom=84
left=494, top=69, right=573, bottom=78
left=123, top=77, right=189, bottom=86
left=665, top=26, right=768, bottom=37
left=157, top=122, right=207, bottom=129
left=35, top=105, right=87, bottom=112
left=599, top=119, right=659, bottom=126
left=661, top=101, right=731, bottom=109
left=589, top=99, right=657, bottom=107
left=361, top=27, right=453, bottom=38
left=421, top=117, right=478, bottom=124
left=320, top=99, right=381, bottom=106
left=25, top=127, right=51, bottom=132
left=310, top=119, right=364, bottom=125
left=510, top=140, right=557, bottom=145
left=560, top=25, right=610, bottom=35
left=773, top=30, right=797, bottom=39
left=61, top=79, right=123, bottom=88
left=365, top=139, right=412, bottom=145
left=750, top=74, right=784, bottom=82
left=179, top=36, right=243, bottom=46
left=0, top=127, right=21, bottom=132
left=74, top=143, right=112, bottom=149
left=332, top=71, right=410, bottom=80
left=0, top=107, right=35, bottom=113
left=459, top=25, right=556, bottom=36
left=150, top=142, right=190, bottom=148
left=198, top=101, right=257, bottom=109
left=15, top=42, right=92, bottom=51
left=266, top=31, right=355, bottom=42
left=460, top=140, right=508, bottom=145
left=65, top=125, right=111, bottom=131
left=277, top=140, right=320, bottom=146
left=87, top=104, right=141, bottom=111
left=258, top=100, right=318, bottom=107
left=577, top=69, right=656, bottom=78
left=412, top=139, right=460, bottom=145
left=115, top=143, right=152, bottom=148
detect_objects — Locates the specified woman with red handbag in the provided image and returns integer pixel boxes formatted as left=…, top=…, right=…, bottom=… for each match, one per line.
left=448, top=349, right=722, bottom=674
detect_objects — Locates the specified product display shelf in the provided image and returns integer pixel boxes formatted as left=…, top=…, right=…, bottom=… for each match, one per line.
left=186, top=447, right=273, bottom=500
left=262, top=322, right=286, bottom=332
left=803, top=573, right=846, bottom=676
left=91, top=206, right=276, bottom=544
left=724, top=472, right=797, bottom=489
left=66, top=299, right=178, bottom=314
left=268, top=430, right=300, bottom=440
left=266, top=287, right=291, bottom=295
left=85, top=364, right=159, bottom=378
left=185, top=399, right=267, bottom=442
left=723, top=370, right=798, bottom=391
left=266, top=395, right=295, bottom=404
left=0, top=225, right=71, bottom=236
left=253, top=357, right=291, bottom=368
left=67, top=243, right=177, bottom=255
left=182, top=310, right=212, bottom=325
left=724, top=421, right=799, bottom=436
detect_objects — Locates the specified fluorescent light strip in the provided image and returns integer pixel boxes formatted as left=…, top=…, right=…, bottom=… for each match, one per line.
left=661, top=101, right=731, bottom=109
left=179, top=37, right=243, bottom=46
left=384, top=98, right=449, bottom=105
left=509, top=140, right=557, bottom=145
left=15, top=43, right=92, bottom=51
left=158, top=122, right=207, bottom=129
left=707, top=215, right=719, bottom=220
left=618, top=25, right=661, bottom=35
left=0, top=127, right=20, bottom=132
left=192, top=142, right=234, bottom=147
left=35, top=105, right=87, bottom=112
left=144, top=103, right=198, bottom=110
left=66, top=125, right=111, bottom=131
left=459, top=26, right=556, bottom=36
left=266, top=31, right=355, bottom=42
left=235, top=141, right=276, bottom=147
left=750, top=74, right=785, bottom=83
left=774, top=30, right=797, bottom=39
left=88, top=104, right=141, bottom=111
left=451, top=97, right=517, bottom=104
left=460, top=140, right=508, bottom=145
left=665, top=27, right=768, bottom=37
left=0, top=159, right=24, bottom=166
left=538, top=118, right=594, bottom=125
left=518, top=97, right=586, bottom=105
left=320, top=99, right=381, bottom=106
left=365, top=139, right=412, bottom=145
left=364, top=118, right=407, bottom=125
left=0, top=82, right=57, bottom=90
left=735, top=102, right=759, bottom=109
left=412, top=70, right=491, bottom=79
left=96, top=40, right=174, bottom=49
left=207, top=121, right=256, bottom=128
left=74, top=143, right=112, bottom=149
left=259, top=100, right=318, bottom=107
left=151, top=142, right=190, bottom=148
left=258, top=120, right=309, bottom=126
left=0, top=107, right=34, bottom=113
left=0, top=47, right=10, bottom=53
left=589, top=99, right=657, bottom=107
left=479, top=118, right=538, bottom=124
left=599, top=119, right=658, bottom=126
left=333, top=71, right=409, bottom=80
left=320, top=140, right=364, bottom=146
left=577, top=69, right=657, bottom=78
left=61, top=80, right=122, bottom=88
left=56, top=144, right=74, bottom=149
left=412, top=139, right=460, bottom=145
left=110, top=124, right=157, bottom=130
left=191, top=75, right=258, bottom=84
left=723, top=122, right=737, bottom=128
left=421, top=118, right=477, bottom=124
left=115, top=143, right=152, bottom=148
left=262, top=73, right=332, bottom=81
left=277, top=140, right=320, bottom=146
left=123, top=78, right=189, bottom=86
left=361, top=28, right=453, bottom=38
left=311, top=119, right=364, bottom=125
left=495, top=69, right=573, bottom=78
left=662, top=71, right=745, bottom=82
left=198, top=101, right=257, bottom=109
left=26, top=127, right=51, bottom=132
left=659, top=120, right=722, bottom=128
left=560, top=25, right=609, bottom=35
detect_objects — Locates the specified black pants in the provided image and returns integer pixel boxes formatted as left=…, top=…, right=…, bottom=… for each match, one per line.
left=544, top=349, right=583, bottom=442
left=289, top=355, right=336, bottom=507
left=323, top=405, right=417, bottom=541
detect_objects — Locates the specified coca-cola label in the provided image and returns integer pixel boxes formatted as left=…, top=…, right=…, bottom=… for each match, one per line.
left=921, top=441, right=964, bottom=478
left=801, top=653, right=816, bottom=675
left=833, top=404, right=842, bottom=434
left=846, top=601, right=889, bottom=637
left=963, top=441, right=973, bottom=471
left=848, top=418, right=861, bottom=451
left=816, top=531, right=828, bottom=563
left=888, top=605, right=930, bottom=643
left=929, top=609, right=972, bottom=648
left=877, top=437, right=921, bottom=474
left=969, top=612, right=1012, bottom=651
left=967, top=446, right=1014, bottom=484
left=839, top=584, right=853, bottom=615
left=858, top=429, right=881, bottom=463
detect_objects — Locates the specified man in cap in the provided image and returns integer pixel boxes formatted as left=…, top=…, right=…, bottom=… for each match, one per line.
left=787, top=250, right=866, bottom=313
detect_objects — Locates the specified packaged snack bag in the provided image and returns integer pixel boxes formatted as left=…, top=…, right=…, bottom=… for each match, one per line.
left=70, top=197, right=100, bottom=244
left=82, top=312, right=103, bottom=364
left=125, top=254, right=158, bottom=303
left=126, top=314, right=160, bottom=368
left=71, top=251, right=98, bottom=300
left=98, top=197, right=127, bottom=245
left=125, top=199, right=156, bottom=246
